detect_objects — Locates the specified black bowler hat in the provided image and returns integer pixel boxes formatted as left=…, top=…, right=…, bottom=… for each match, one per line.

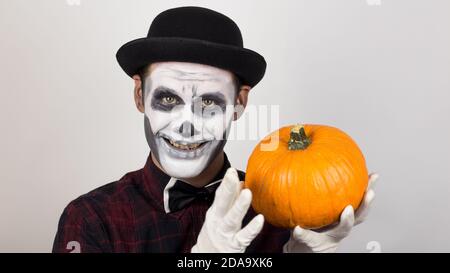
left=116, top=6, right=266, bottom=87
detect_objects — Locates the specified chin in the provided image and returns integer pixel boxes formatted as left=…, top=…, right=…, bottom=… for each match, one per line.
left=159, top=154, right=213, bottom=178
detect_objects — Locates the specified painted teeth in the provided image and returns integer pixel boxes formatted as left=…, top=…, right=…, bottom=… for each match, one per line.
left=168, top=139, right=202, bottom=150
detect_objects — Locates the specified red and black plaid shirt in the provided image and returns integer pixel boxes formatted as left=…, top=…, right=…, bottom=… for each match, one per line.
left=52, top=153, right=290, bottom=253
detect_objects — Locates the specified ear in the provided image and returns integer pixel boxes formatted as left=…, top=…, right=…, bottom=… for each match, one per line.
left=133, top=74, right=145, bottom=113
left=233, top=85, right=251, bottom=121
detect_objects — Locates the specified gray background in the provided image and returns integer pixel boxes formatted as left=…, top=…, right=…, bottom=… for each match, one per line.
left=1, top=0, right=449, bottom=252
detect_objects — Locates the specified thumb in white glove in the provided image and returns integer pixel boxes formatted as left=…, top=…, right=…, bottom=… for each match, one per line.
left=283, top=172, right=378, bottom=253
left=191, top=168, right=265, bottom=253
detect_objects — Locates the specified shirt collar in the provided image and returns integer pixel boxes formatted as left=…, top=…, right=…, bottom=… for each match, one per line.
left=140, top=152, right=231, bottom=213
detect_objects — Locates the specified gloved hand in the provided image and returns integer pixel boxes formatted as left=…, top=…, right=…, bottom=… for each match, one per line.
left=283, top=173, right=379, bottom=253
left=191, top=168, right=265, bottom=253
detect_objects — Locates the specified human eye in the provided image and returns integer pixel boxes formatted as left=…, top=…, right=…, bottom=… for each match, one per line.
left=202, top=98, right=216, bottom=107
left=161, top=95, right=178, bottom=105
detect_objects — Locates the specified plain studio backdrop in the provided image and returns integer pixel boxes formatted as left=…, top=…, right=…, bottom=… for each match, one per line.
left=0, top=0, right=449, bottom=252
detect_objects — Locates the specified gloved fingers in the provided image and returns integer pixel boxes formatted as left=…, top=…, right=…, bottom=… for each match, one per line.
left=328, top=205, right=355, bottom=239
left=222, top=189, right=253, bottom=233
left=353, top=172, right=377, bottom=225
left=367, top=172, right=379, bottom=191
left=355, top=188, right=375, bottom=225
left=292, top=226, right=321, bottom=246
left=234, top=214, right=265, bottom=247
left=212, top=168, right=242, bottom=217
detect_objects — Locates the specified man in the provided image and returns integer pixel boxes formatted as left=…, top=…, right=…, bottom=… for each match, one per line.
left=53, top=6, right=377, bottom=253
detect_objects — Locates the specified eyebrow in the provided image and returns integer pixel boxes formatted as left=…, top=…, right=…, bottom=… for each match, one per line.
left=153, top=86, right=227, bottom=102
left=151, top=86, right=184, bottom=104
left=152, top=86, right=178, bottom=95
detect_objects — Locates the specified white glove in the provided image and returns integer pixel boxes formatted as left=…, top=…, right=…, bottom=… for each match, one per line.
left=283, top=173, right=379, bottom=253
left=191, top=168, right=265, bottom=253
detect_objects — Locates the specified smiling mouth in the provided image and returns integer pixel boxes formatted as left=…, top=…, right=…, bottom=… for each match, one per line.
left=162, top=137, right=208, bottom=151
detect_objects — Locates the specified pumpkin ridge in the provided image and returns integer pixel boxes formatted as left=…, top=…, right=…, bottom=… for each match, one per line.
left=313, top=149, right=339, bottom=228
left=271, top=153, right=288, bottom=226
left=302, top=126, right=318, bottom=228
left=326, top=142, right=365, bottom=211
left=302, top=153, right=313, bottom=228
left=286, top=152, right=298, bottom=228
left=295, top=150, right=309, bottom=228
left=319, top=146, right=352, bottom=223
left=249, top=144, right=289, bottom=221
left=247, top=142, right=276, bottom=210
left=270, top=150, right=294, bottom=226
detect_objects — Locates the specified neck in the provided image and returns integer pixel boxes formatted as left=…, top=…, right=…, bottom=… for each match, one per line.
left=151, top=152, right=225, bottom=188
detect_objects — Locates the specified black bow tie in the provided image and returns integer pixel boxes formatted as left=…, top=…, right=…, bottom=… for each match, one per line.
left=168, top=179, right=221, bottom=213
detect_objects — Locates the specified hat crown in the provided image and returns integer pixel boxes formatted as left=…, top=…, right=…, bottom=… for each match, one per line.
left=148, top=6, right=243, bottom=47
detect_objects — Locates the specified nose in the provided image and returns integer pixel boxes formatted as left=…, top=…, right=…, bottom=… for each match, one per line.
left=178, top=121, right=200, bottom=138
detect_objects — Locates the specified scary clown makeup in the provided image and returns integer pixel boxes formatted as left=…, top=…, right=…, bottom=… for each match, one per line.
left=142, top=62, right=238, bottom=179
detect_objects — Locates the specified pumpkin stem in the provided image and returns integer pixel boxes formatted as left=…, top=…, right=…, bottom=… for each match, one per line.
left=288, top=124, right=311, bottom=150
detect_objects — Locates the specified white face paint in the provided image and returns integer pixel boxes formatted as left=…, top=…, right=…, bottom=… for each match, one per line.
left=143, top=62, right=237, bottom=179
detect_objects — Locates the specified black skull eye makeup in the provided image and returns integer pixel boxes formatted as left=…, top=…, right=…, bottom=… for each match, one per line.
left=199, top=93, right=227, bottom=112
left=151, top=86, right=184, bottom=111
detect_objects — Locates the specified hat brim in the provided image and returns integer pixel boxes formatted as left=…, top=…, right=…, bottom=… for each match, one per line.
left=116, top=37, right=266, bottom=87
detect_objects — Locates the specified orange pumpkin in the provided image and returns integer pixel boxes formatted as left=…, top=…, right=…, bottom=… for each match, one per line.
left=244, top=124, right=368, bottom=229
